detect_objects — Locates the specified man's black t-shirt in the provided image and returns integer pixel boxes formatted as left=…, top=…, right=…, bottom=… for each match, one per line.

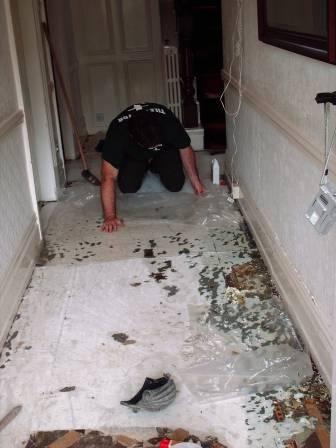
left=102, top=103, right=191, bottom=169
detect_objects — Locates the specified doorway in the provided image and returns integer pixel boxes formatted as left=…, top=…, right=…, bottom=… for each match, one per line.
left=42, top=0, right=165, bottom=186
left=175, top=0, right=226, bottom=153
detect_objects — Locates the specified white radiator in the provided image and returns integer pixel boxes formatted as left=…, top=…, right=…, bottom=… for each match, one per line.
left=163, top=46, right=182, bottom=121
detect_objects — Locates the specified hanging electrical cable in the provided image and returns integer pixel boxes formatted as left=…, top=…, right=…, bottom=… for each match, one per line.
left=219, top=0, right=244, bottom=194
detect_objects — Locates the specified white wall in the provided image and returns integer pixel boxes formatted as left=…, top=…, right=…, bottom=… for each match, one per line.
left=0, top=0, right=41, bottom=345
left=222, top=0, right=336, bottom=384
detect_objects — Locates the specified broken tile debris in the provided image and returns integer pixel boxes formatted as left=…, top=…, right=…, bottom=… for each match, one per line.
left=25, top=429, right=228, bottom=448
left=283, top=440, right=299, bottom=448
left=48, top=430, right=81, bottom=448
left=167, top=428, right=190, bottom=442
left=116, top=435, right=139, bottom=447
left=273, top=401, right=285, bottom=422
left=304, top=399, right=330, bottom=448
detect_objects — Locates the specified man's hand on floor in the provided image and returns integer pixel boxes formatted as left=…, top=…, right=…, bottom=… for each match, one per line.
left=192, top=179, right=206, bottom=195
left=101, top=216, right=124, bottom=232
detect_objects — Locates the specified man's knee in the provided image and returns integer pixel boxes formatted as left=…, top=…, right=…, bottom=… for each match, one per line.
left=166, top=184, right=184, bottom=192
left=118, top=178, right=142, bottom=193
left=162, top=175, right=185, bottom=192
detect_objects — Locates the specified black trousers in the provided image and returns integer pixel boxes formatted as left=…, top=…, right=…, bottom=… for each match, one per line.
left=118, top=150, right=185, bottom=193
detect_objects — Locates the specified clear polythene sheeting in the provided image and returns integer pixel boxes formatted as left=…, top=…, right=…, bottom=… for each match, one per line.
left=178, top=304, right=313, bottom=403
left=60, top=180, right=242, bottom=228
left=119, top=190, right=242, bottom=228
left=190, top=294, right=304, bottom=351
left=178, top=344, right=313, bottom=403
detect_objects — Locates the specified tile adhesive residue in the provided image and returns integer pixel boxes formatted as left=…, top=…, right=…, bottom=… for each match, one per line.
left=0, top=158, right=331, bottom=448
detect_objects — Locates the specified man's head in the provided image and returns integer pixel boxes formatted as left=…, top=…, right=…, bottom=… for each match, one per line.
left=128, top=110, right=162, bottom=150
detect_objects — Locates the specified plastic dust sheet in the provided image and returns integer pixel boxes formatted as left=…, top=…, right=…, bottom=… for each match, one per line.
left=119, top=191, right=242, bottom=228
left=192, top=293, right=303, bottom=350
left=179, top=345, right=313, bottom=403
left=51, top=175, right=313, bottom=405
left=60, top=181, right=242, bottom=228
left=178, top=303, right=313, bottom=403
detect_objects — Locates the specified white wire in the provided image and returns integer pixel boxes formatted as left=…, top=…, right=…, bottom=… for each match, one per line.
left=231, top=116, right=238, bottom=187
left=220, top=0, right=244, bottom=190
left=324, top=103, right=329, bottom=161
left=318, top=101, right=336, bottom=187
left=220, top=0, right=243, bottom=118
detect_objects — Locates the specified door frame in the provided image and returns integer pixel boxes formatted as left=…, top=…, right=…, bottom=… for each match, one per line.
left=10, top=0, right=66, bottom=202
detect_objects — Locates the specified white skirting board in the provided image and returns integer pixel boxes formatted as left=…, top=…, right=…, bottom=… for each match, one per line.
left=235, top=180, right=332, bottom=388
left=0, top=218, right=41, bottom=348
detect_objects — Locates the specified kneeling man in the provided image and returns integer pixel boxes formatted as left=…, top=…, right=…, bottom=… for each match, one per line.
left=101, top=103, right=205, bottom=232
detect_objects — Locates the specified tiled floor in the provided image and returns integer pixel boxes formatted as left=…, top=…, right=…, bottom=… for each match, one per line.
left=0, top=152, right=330, bottom=448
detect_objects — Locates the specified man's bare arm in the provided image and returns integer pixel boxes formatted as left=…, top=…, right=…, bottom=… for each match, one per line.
left=179, top=146, right=205, bottom=195
left=100, top=160, right=124, bottom=232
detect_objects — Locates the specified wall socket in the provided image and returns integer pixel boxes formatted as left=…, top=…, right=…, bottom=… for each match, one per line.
left=232, top=183, right=243, bottom=199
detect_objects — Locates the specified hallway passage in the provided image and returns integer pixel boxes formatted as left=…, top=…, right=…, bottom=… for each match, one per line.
left=0, top=153, right=331, bottom=448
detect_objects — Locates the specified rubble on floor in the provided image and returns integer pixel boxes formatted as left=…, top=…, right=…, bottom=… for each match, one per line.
left=25, top=428, right=228, bottom=448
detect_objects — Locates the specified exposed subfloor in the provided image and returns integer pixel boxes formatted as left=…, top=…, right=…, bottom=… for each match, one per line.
left=0, top=152, right=331, bottom=448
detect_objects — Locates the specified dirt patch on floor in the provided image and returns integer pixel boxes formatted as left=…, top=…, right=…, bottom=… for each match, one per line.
left=59, top=386, right=76, bottom=393
left=112, top=333, right=136, bottom=345
left=225, top=258, right=273, bottom=299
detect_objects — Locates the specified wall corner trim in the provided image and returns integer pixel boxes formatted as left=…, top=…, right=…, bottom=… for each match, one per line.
left=0, top=218, right=41, bottom=348
left=222, top=70, right=336, bottom=177
left=233, top=177, right=332, bottom=387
